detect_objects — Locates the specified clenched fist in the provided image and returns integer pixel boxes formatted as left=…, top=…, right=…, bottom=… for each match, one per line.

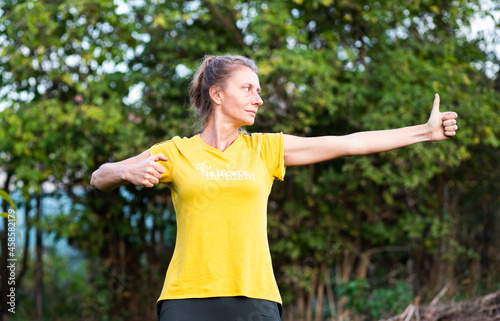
left=123, top=153, right=168, bottom=187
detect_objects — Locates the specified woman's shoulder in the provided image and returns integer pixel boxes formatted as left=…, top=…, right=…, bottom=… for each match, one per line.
left=152, top=135, right=198, bottom=147
left=238, top=132, right=284, bottom=152
left=246, top=132, right=283, bottom=143
left=150, top=135, right=199, bottom=157
left=246, top=132, right=282, bottom=138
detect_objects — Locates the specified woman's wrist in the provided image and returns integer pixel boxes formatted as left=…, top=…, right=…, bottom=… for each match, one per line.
left=120, top=164, right=131, bottom=184
left=421, top=123, right=434, bottom=142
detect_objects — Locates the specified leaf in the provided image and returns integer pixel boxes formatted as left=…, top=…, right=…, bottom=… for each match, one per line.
left=0, top=190, right=16, bottom=212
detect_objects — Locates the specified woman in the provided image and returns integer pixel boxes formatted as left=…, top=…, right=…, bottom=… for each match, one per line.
left=91, top=55, right=458, bottom=321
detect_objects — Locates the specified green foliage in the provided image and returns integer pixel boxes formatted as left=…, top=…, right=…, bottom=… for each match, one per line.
left=12, top=247, right=91, bottom=321
left=0, top=189, right=17, bottom=219
left=336, top=278, right=414, bottom=320
left=1, top=0, right=500, bottom=319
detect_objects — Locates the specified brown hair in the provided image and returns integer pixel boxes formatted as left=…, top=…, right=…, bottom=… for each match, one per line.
left=189, top=54, right=258, bottom=132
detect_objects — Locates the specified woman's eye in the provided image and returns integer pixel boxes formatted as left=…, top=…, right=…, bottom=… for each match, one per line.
left=243, top=87, right=250, bottom=91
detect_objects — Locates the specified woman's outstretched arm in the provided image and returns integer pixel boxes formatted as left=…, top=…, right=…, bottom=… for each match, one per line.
left=90, top=150, right=168, bottom=192
left=284, top=94, right=458, bottom=166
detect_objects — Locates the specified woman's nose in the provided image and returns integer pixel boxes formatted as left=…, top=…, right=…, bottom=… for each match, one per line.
left=254, top=92, right=263, bottom=106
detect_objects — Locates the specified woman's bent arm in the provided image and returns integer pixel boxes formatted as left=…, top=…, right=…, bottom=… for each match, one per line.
left=90, top=150, right=168, bottom=192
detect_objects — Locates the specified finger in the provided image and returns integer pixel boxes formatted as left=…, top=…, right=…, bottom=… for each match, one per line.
left=142, top=174, right=159, bottom=187
left=443, top=119, right=456, bottom=127
left=141, top=179, right=155, bottom=188
left=444, top=125, right=458, bottom=136
left=146, top=168, right=161, bottom=179
left=441, top=111, right=458, bottom=120
left=151, top=153, right=169, bottom=162
left=148, top=167, right=163, bottom=179
left=445, top=130, right=456, bottom=137
left=444, top=124, right=458, bottom=132
left=151, top=162, right=166, bottom=174
left=149, top=176, right=160, bottom=185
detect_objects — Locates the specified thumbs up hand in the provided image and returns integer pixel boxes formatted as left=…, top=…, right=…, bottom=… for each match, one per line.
left=426, top=94, right=459, bottom=141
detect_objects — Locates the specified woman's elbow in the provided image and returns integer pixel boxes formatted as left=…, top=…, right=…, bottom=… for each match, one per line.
left=90, top=169, right=110, bottom=192
left=90, top=170, right=100, bottom=188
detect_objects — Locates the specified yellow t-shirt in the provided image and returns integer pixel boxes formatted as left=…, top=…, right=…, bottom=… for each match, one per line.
left=150, top=132, right=286, bottom=304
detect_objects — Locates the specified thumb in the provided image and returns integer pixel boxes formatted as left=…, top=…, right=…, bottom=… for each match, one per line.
left=151, top=153, right=168, bottom=162
left=432, top=93, right=441, bottom=115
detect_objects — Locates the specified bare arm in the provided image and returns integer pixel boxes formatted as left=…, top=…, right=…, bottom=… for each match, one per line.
left=90, top=149, right=168, bottom=192
left=284, top=94, right=458, bottom=166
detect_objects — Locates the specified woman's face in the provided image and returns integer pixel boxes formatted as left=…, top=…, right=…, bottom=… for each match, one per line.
left=215, top=66, right=263, bottom=127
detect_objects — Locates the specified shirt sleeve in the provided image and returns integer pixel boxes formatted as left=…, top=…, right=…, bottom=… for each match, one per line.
left=149, top=139, right=179, bottom=184
left=259, top=132, right=286, bottom=181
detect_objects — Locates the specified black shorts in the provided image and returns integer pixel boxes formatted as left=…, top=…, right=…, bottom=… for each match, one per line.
left=157, top=296, right=283, bottom=321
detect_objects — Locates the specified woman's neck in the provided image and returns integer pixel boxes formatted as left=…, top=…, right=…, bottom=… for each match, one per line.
left=201, top=114, right=240, bottom=152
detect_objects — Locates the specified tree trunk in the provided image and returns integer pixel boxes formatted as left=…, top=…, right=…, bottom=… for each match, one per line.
left=324, top=266, right=337, bottom=321
left=297, top=289, right=306, bottom=321
left=336, top=250, right=355, bottom=319
left=35, top=192, right=43, bottom=321
left=306, top=269, right=318, bottom=321
left=313, top=263, right=326, bottom=321
left=14, top=198, right=30, bottom=290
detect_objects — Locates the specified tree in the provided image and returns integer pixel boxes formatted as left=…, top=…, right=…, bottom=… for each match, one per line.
left=1, top=0, right=499, bottom=320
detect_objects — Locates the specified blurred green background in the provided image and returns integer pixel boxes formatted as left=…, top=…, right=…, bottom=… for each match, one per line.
left=1, top=0, right=499, bottom=320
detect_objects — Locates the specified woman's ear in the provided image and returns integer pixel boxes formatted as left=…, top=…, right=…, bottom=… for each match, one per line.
left=209, top=85, right=223, bottom=105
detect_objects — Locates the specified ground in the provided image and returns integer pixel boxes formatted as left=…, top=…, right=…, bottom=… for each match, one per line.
left=385, top=291, right=500, bottom=321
